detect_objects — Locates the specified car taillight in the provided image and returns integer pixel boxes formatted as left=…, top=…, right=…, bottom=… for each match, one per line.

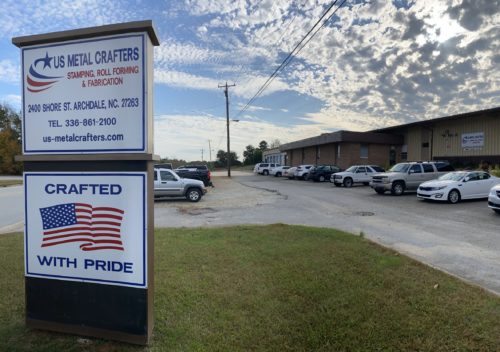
left=208, top=170, right=211, bottom=180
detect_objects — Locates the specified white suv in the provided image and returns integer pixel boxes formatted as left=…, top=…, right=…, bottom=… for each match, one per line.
left=294, top=165, right=314, bottom=180
left=256, top=163, right=281, bottom=175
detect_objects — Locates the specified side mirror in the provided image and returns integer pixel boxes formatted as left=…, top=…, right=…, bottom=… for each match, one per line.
left=408, top=170, right=414, bottom=174
left=464, top=176, right=470, bottom=182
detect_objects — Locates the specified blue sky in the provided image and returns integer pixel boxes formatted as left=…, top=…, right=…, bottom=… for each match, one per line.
left=1, top=0, right=499, bottom=161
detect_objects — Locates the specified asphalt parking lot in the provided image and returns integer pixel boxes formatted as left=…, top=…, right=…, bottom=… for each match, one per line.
left=155, top=172, right=500, bottom=295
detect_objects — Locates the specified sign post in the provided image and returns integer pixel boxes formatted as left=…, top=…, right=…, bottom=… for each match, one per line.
left=13, top=21, right=159, bottom=345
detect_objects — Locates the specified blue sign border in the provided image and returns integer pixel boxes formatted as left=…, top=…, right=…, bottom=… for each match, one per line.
left=21, top=33, right=147, bottom=154
left=24, top=172, right=147, bottom=288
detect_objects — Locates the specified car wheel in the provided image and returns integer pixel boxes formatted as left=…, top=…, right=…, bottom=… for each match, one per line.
left=343, top=178, right=353, bottom=188
left=447, top=189, right=461, bottom=204
left=391, top=182, right=405, bottom=196
left=263, top=170, right=269, bottom=176
left=319, top=175, right=325, bottom=182
left=362, top=182, right=369, bottom=186
left=276, top=172, right=281, bottom=177
left=494, top=209, right=500, bottom=214
left=186, top=188, right=202, bottom=202
left=302, top=173, right=308, bottom=180
left=375, top=189, right=385, bottom=194
left=288, top=176, right=294, bottom=180
left=334, top=183, right=341, bottom=187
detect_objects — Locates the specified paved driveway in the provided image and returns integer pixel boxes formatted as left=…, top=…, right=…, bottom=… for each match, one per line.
left=155, top=173, right=500, bottom=295
left=0, top=185, right=24, bottom=233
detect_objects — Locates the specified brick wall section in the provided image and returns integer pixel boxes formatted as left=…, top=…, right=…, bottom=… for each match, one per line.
left=335, top=143, right=394, bottom=169
left=285, top=142, right=401, bottom=169
left=303, top=146, right=317, bottom=164
left=288, top=149, right=298, bottom=166
left=368, top=144, right=391, bottom=168
left=319, top=144, right=337, bottom=165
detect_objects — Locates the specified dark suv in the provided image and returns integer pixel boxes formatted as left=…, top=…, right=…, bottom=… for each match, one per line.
left=307, top=165, right=341, bottom=182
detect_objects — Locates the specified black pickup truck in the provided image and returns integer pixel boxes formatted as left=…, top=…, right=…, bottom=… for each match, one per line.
left=173, top=165, right=213, bottom=187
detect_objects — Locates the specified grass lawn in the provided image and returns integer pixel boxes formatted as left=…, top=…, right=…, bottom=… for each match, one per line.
left=0, top=224, right=499, bottom=351
left=0, top=180, right=22, bottom=187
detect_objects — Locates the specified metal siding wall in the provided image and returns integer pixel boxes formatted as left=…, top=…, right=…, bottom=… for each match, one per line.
left=432, top=115, right=500, bottom=157
left=406, top=127, right=422, bottom=161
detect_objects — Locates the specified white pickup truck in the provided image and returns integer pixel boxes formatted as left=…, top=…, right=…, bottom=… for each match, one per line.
left=331, top=165, right=385, bottom=187
left=369, top=161, right=454, bottom=195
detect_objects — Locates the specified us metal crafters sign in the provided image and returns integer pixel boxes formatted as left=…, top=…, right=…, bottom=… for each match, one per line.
left=22, top=34, right=147, bottom=153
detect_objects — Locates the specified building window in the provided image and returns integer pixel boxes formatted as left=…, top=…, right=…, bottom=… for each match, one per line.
left=400, top=152, right=408, bottom=160
left=360, top=144, right=368, bottom=158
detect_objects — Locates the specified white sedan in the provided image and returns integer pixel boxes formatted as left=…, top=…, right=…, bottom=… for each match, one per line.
left=488, top=184, right=500, bottom=214
left=417, top=171, right=500, bottom=204
left=270, top=165, right=290, bottom=177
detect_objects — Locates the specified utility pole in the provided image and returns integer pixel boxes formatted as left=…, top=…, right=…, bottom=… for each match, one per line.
left=218, top=82, right=236, bottom=177
left=208, top=140, right=212, bottom=162
left=201, top=149, right=204, bottom=162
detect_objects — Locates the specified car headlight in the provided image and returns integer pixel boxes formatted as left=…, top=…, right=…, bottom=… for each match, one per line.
left=432, top=186, right=447, bottom=191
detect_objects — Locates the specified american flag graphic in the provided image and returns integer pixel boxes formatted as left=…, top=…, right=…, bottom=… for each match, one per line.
left=39, top=203, right=124, bottom=251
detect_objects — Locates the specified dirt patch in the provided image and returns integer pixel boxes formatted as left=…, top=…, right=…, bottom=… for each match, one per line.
left=154, top=176, right=282, bottom=211
left=178, top=207, right=218, bottom=216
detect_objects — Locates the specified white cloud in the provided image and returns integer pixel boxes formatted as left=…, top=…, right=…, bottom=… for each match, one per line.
left=0, top=60, right=20, bottom=83
left=0, top=0, right=139, bottom=38
left=154, top=113, right=326, bottom=161
left=1, top=94, right=22, bottom=110
left=154, top=69, right=220, bottom=91
left=154, top=39, right=225, bottom=66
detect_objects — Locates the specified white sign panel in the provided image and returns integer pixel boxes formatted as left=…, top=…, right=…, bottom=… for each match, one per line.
left=22, top=34, right=147, bottom=153
left=24, top=173, right=147, bottom=288
left=462, top=132, right=484, bottom=149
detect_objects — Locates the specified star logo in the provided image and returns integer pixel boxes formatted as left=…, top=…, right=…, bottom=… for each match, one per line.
left=26, top=52, right=62, bottom=93
left=41, top=52, right=52, bottom=69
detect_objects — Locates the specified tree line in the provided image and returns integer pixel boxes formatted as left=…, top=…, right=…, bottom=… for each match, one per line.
left=0, top=104, right=22, bottom=174
left=213, top=139, right=280, bottom=167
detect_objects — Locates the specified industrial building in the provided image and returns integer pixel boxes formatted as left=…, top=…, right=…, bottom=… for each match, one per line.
left=279, top=107, right=500, bottom=169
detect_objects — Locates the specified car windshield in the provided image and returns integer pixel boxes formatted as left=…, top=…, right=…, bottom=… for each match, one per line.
left=438, top=172, right=467, bottom=181
left=389, top=163, right=410, bottom=173
left=345, top=166, right=357, bottom=172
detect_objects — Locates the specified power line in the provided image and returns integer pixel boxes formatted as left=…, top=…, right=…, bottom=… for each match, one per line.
left=235, top=0, right=347, bottom=119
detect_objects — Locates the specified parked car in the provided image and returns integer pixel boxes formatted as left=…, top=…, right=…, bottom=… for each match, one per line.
left=370, top=161, right=454, bottom=195
left=331, top=165, right=385, bottom=187
left=294, top=165, right=314, bottom=180
left=417, top=171, right=500, bottom=204
left=285, top=166, right=297, bottom=179
left=308, top=165, right=341, bottom=182
left=174, top=165, right=212, bottom=187
left=256, top=163, right=281, bottom=175
left=154, top=168, right=207, bottom=202
left=271, top=165, right=290, bottom=177
left=154, top=162, right=173, bottom=169
left=176, top=165, right=208, bottom=171
left=488, top=184, right=500, bottom=214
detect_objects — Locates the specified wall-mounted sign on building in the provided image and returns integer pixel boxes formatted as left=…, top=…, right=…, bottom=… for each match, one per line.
left=22, top=33, right=149, bottom=154
left=462, top=132, right=484, bottom=149
left=24, top=173, right=147, bottom=288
